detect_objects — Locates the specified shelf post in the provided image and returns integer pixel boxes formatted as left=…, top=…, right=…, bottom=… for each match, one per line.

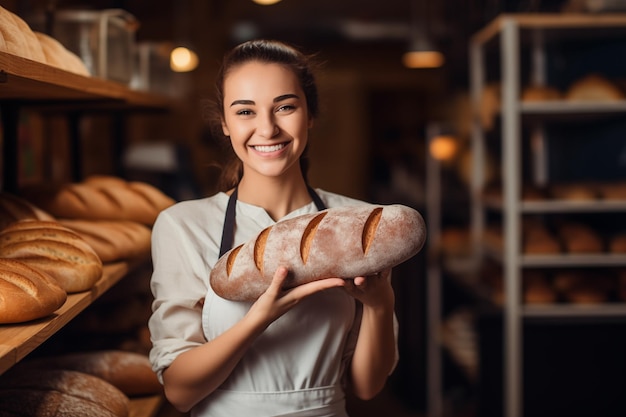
left=501, top=17, right=523, bottom=417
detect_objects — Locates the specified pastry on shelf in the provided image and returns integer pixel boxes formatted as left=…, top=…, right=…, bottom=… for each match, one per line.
left=522, top=84, right=562, bottom=102
left=598, top=181, right=626, bottom=200
left=549, top=182, right=599, bottom=201
left=557, top=222, right=604, bottom=254
left=565, top=73, right=625, bottom=101
left=523, top=270, right=557, bottom=304
left=523, top=221, right=561, bottom=255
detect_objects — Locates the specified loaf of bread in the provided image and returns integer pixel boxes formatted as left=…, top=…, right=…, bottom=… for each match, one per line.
left=0, top=192, right=55, bottom=231
left=522, top=84, right=562, bottom=101
left=59, top=219, right=152, bottom=262
left=565, top=74, right=625, bottom=101
left=0, top=258, right=66, bottom=324
left=558, top=222, right=603, bottom=254
left=0, top=6, right=46, bottom=64
left=15, top=350, right=162, bottom=397
left=20, top=175, right=175, bottom=226
left=210, top=204, right=426, bottom=301
left=0, top=220, right=103, bottom=293
left=33, top=31, right=90, bottom=76
left=0, top=369, right=129, bottom=417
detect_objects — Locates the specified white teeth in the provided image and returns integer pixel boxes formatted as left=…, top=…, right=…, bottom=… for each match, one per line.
left=254, top=144, right=285, bottom=152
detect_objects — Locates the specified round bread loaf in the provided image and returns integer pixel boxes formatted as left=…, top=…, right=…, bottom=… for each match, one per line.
left=0, top=258, right=66, bottom=324
left=0, top=220, right=103, bottom=293
left=15, top=350, right=163, bottom=397
left=210, top=204, right=426, bottom=301
left=566, top=74, right=624, bottom=101
left=0, top=369, right=129, bottom=417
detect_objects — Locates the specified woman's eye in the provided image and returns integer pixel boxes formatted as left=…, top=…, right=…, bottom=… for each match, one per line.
left=236, top=109, right=253, bottom=116
left=277, top=104, right=295, bottom=113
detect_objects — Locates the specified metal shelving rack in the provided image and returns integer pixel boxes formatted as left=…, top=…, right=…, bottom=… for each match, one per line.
left=467, top=13, right=626, bottom=417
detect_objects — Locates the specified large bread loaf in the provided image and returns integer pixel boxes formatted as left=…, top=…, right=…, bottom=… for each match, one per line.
left=14, top=350, right=163, bottom=397
left=59, top=219, right=151, bottom=262
left=20, top=176, right=175, bottom=226
left=0, top=369, right=129, bottom=417
left=0, top=259, right=66, bottom=324
left=0, top=193, right=55, bottom=231
left=210, top=204, right=426, bottom=301
left=0, top=220, right=103, bottom=293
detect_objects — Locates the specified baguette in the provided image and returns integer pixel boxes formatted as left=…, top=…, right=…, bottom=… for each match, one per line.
left=0, top=259, right=66, bottom=324
left=0, top=369, right=129, bottom=417
left=59, top=219, right=151, bottom=262
left=0, top=192, right=55, bottom=231
left=0, top=220, right=103, bottom=293
left=210, top=204, right=426, bottom=301
left=20, top=176, right=175, bottom=226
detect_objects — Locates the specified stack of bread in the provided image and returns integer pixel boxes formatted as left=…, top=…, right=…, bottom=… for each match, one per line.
left=0, top=176, right=174, bottom=323
left=0, top=5, right=90, bottom=76
left=0, top=350, right=163, bottom=417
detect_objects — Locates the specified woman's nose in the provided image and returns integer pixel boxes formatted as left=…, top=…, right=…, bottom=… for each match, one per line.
left=257, top=113, right=279, bottom=138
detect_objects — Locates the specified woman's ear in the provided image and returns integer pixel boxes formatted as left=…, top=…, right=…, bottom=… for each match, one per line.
left=221, top=119, right=230, bottom=137
left=308, top=117, right=314, bottom=129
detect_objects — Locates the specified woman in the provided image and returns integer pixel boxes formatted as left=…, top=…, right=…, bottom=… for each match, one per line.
left=148, top=39, right=398, bottom=417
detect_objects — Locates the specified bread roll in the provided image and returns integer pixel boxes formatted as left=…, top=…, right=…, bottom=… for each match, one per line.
left=211, top=204, right=426, bottom=301
left=558, top=222, right=603, bottom=254
left=15, top=350, right=162, bottom=397
left=0, top=369, right=129, bottom=417
left=21, top=176, right=175, bottom=226
left=522, top=84, right=562, bottom=101
left=0, top=258, right=66, bottom=324
left=0, top=192, right=55, bottom=231
left=59, top=219, right=151, bottom=262
left=0, top=220, right=103, bottom=293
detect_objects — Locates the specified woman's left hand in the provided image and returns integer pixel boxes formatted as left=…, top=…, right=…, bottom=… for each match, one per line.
left=342, top=267, right=394, bottom=308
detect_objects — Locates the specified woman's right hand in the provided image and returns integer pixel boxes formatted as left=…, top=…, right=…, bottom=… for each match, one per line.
left=246, top=266, right=346, bottom=327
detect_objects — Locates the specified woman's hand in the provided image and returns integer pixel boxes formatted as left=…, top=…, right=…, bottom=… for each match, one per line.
left=246, top=266, right=347, bottom=327
left=342, top=267, right=394, bottom=309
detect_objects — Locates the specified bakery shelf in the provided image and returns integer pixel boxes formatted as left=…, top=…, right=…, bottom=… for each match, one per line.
left=484, top=195, right=626, bottom=213
left=483, top=244, right=626, bottom=267
left=523, top=303, right=626, bottom=318
left=0, top=259, right=145, bottom=376
left=0, top=51, right=169, bottom=110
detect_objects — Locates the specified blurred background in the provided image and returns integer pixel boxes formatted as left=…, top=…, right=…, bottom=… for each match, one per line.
left=2, top=0, right=626, bottom=416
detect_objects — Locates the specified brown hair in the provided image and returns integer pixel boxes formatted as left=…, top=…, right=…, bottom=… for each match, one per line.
left=210, top=39, right=320, bottom=192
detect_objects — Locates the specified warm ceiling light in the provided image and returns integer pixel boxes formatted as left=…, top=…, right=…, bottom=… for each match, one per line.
left=170, top=47, right=199, bottom=72
left=429, top=135, right=458, bottom=161
left=403, top=50, right=445, bottom=69
left=252, top=0, right=282, bottom=4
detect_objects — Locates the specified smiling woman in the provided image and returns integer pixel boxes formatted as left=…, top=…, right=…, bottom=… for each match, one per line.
left=147, top=39, right=408, bottom=417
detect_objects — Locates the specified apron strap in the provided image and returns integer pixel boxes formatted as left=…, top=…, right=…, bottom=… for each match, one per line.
left=218, top=186, right=326, bottom=258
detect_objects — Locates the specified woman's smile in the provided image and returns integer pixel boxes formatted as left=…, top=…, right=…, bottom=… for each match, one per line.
left=251, top=142, right=289, bottom=154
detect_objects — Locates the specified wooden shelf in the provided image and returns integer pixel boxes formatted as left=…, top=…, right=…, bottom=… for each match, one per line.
left=0, top=51, right=169, bottom=110
left=484, top=195, right=626, bottom=213
left=0, top=259, right=145, bottom=375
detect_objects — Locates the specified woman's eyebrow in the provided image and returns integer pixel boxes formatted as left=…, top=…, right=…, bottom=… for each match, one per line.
left=230, top=99, right=254, bottom=107
left=274, top=94, right=299, bottom=102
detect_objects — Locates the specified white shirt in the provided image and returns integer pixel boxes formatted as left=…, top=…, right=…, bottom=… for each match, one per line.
left=148, top=189, right=398, bottom=417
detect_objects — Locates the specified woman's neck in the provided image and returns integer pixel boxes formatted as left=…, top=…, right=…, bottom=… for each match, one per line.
left=237, top=175, right=312, bottom=221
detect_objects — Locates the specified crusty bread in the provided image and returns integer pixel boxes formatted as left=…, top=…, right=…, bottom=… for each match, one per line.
left=0, top=192, right=55, bottom=231
left=33, top=32, right=90, bottom=76
left=59, top=219, right=151, bottom=262
left=0, top=369, right=129, bottom=417
left=21, top=176, right=175, bottom=226
left=211, top=204, right=426, bottom=301
left=566, top=74, right=625, bottom=101
left=14, top=350, right=162, bottom=397
left=558, top=222, right=603, bottom=254
left=0, top=258, right=66, bottom=324
left=0, top=6, right=46, bottom=63
left=0, top=220, right=103, bottom=293
left=522, top=84, right=562, bottom=101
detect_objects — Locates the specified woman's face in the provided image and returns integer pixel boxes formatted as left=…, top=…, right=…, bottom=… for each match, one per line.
left=221, top=61, right=312, bottom=181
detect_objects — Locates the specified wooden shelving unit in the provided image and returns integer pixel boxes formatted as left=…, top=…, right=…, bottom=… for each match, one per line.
left=1, top=50, right=170, bottom=417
